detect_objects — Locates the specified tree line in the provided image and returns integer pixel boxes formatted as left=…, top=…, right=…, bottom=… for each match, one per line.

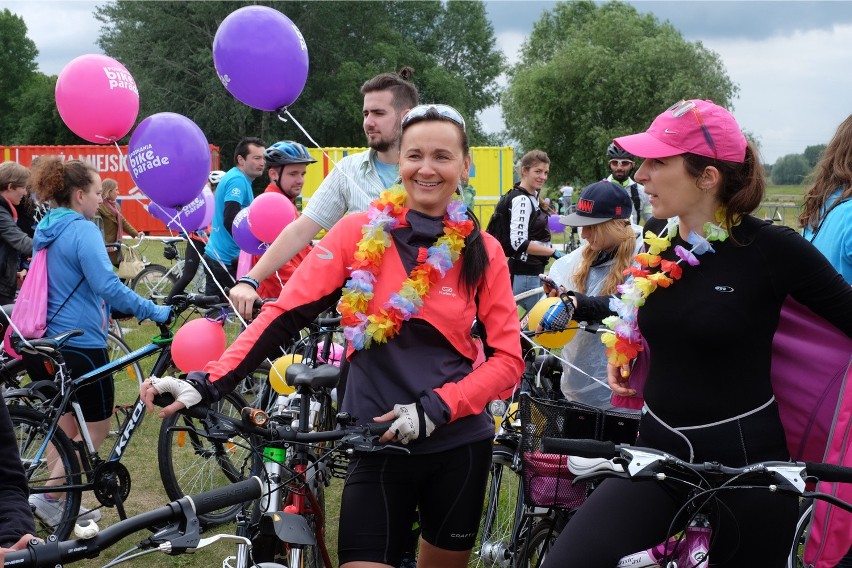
left=0, top=0, right=824, bottom=187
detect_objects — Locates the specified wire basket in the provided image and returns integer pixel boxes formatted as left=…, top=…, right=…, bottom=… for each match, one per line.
left=519, top=394, right=640, bottom=509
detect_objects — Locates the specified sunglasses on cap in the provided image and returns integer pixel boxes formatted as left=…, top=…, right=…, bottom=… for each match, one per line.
left=668, top=100, right=717, bottom=157
left=401, top=104, right=466, bottom=131
left=609, top=159, right=634, bottom=167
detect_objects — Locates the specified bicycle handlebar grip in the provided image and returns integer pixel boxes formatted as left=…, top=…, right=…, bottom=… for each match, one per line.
left=151, top=393, right=209, bottom=420
left=191, top=476, right=263, bottom=516
left=186, top=294, right=224, bottom=308
left=366, top=422, right=391, bottom=436
left=806, top=462, right=852, bottom=484
left=541, top=437, right=618, bottom=458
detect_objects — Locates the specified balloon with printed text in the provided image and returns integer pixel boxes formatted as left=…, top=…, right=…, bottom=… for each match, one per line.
left=213, top=6, right=309, bottom=111
left=128, top=113, right=210, bottom=208
left=171, top=317, right=226, bottom=373
left=232, top=208, right=266, bottom=255
left=147, top=187, right=213, bottom=232
left=55, top=54, right=139, bottom=144
left=248, top=192, right=296, bottom=243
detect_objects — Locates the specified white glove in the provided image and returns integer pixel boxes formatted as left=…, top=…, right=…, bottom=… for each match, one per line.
left=388, top=403, right=436, bottom=445
left=148, top=376, right=202, bottom=409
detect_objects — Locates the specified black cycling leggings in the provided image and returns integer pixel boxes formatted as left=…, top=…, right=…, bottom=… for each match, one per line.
left=166, top=239, right=205, bottom=303
left=542, top=403, right=800, bottom=567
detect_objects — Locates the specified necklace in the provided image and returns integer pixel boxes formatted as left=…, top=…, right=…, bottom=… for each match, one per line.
left=602, top=213, right=729, bottom=367
left=338, top=186, right=474, bottom=350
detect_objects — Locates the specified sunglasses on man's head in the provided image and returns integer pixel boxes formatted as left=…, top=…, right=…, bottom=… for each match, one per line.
left=609, top=159, right=634, bottom=167
left=401, top=104, right=466, bottom=131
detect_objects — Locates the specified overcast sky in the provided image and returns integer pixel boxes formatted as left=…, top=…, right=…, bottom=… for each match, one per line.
left=6, top=0, right=852, bottom=164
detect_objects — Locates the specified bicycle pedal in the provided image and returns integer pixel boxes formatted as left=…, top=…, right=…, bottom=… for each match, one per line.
left=328, top=452, right=350, bottom=479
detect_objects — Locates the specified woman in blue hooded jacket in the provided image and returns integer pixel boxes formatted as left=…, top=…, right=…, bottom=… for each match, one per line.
left=25, top=158, right=170, bottom=527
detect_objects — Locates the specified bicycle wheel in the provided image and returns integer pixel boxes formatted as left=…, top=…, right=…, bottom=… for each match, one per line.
left=106, top=332, right=144, bottom=395
left=515, top=517, right=563, bottom=568
left=474, top=440, right=524, bottom=568
left=9, top=405, right=82, bottom=540
left=787, top=497, right=814, bottom=568
left=157, top=392, right=259, bottom=527
left=130, top=264, right=177, bottom=301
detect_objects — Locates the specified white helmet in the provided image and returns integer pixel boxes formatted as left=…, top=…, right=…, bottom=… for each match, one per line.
left=208, top=170, right=226, bottom=185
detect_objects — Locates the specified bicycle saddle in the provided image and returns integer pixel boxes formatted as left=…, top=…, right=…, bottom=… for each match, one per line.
left=284, top=363, right=340, bottom=390
left=13, top=329, right=84, bottom=354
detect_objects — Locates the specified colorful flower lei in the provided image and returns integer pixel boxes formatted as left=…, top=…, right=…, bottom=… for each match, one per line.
left=601, top=212, right=730, bottom=367
left=337, top=185, right=474, bottom=350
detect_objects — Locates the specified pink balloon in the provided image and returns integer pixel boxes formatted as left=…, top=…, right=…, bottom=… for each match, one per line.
left=317, top=342, right=344, bottom=367
left=232, top=208, right=266, bottom=255
left=247, top=193, right=296, bottom=243
left=200, top=187, right=215, bottom=229
left=172, top=318, right=226, bottom=373
left=548, top=214, right=565, bottom=233
left=55, top=54, right=139, bottom=144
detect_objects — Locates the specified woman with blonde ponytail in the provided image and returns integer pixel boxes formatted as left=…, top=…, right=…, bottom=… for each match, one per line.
left=545, top=181, right=641, bottom=408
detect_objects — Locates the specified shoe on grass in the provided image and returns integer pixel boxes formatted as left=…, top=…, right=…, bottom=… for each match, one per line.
left=29, top=494, right=102, bottom=525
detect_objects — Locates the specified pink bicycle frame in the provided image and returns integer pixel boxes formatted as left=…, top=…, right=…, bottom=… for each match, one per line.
left=616, top=515, right=711, bottom=568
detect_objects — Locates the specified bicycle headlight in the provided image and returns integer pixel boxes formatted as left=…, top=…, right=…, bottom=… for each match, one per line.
left=488, top=399, right=508, bottom=417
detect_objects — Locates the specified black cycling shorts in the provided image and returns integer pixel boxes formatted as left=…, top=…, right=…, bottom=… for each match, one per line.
left=337, top=438, right=492, bottom=566
left=26, top=346, right=113, bottom=422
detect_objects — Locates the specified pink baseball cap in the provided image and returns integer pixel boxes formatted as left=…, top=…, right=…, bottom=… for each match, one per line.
left=614, top=100, right=747, bottom=163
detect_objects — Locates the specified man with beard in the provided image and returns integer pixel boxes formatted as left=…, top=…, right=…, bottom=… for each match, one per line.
left=605, top=142, right=650, bottom=225
left=230, top=68, right=419, bottom=318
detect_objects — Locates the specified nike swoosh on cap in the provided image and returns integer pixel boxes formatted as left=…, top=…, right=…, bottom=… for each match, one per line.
left=664, top=128, right=678, bottom=134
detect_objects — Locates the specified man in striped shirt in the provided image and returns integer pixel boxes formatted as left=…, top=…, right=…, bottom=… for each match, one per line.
left=230, top=69, right=419, bottom=319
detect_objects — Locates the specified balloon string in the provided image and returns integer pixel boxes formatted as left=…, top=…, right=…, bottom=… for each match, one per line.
left=282, top=109, right=380, bottom=203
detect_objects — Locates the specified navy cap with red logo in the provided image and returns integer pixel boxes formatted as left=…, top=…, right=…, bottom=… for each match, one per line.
left=559, top=181, right=633, bottom=227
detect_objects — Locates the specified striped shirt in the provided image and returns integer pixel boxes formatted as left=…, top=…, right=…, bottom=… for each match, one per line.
left=303, top=149, right=397, bottom=230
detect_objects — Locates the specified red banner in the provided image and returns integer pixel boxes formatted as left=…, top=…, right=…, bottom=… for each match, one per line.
left=1, top=144, right=220, bottom=235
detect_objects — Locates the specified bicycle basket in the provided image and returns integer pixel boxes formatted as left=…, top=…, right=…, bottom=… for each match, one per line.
left=519, top=394, right=599, bottom=509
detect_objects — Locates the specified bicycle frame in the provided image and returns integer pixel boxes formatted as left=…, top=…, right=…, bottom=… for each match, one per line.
left=616, top=515, right=710, bottom=567
left=26, top=334, right=174, bottom=510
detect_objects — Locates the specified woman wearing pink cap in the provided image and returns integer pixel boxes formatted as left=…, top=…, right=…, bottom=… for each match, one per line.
left=541, top=100, right=852, bottom=567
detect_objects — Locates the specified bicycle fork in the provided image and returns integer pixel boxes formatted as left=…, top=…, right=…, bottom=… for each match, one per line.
left=616, top=514, right=710, bottom=568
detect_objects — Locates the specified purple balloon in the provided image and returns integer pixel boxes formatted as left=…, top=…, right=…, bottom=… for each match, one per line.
left=128, top=113, right=210, bottom=208
left=148, top=187, right=213, bottom=232
left=213, top=6, right=309, bottom=111
left=548, top=214, right=565, bottom=233
left=232, top=208, right=266, bottom=255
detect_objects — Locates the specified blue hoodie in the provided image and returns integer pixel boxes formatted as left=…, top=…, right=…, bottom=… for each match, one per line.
left=34, top=208, right=170, bottom=349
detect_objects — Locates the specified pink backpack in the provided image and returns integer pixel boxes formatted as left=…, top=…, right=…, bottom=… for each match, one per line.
left=3, top=248, right=83, bottom=359
left=3, top=248, right=50, bottom=359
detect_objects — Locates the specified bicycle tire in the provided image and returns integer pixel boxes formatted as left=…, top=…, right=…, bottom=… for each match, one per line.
left=9, top=405, right=82, bottom=540
left=787, top=497, right=814, bottom=568
left=130, top=264, right=177, bottom=301
left=474, top=441, right=525, bottom=568
left=157, top=392, right=259, bottom=527
left=515, top=517, right=562, bottom=568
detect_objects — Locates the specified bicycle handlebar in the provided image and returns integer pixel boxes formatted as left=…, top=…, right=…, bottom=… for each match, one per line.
left=152, top=392, right=391, bottom=448
left=3, top=477, right=263, bottom=567
left=542, top=437, right=852, bottom=485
